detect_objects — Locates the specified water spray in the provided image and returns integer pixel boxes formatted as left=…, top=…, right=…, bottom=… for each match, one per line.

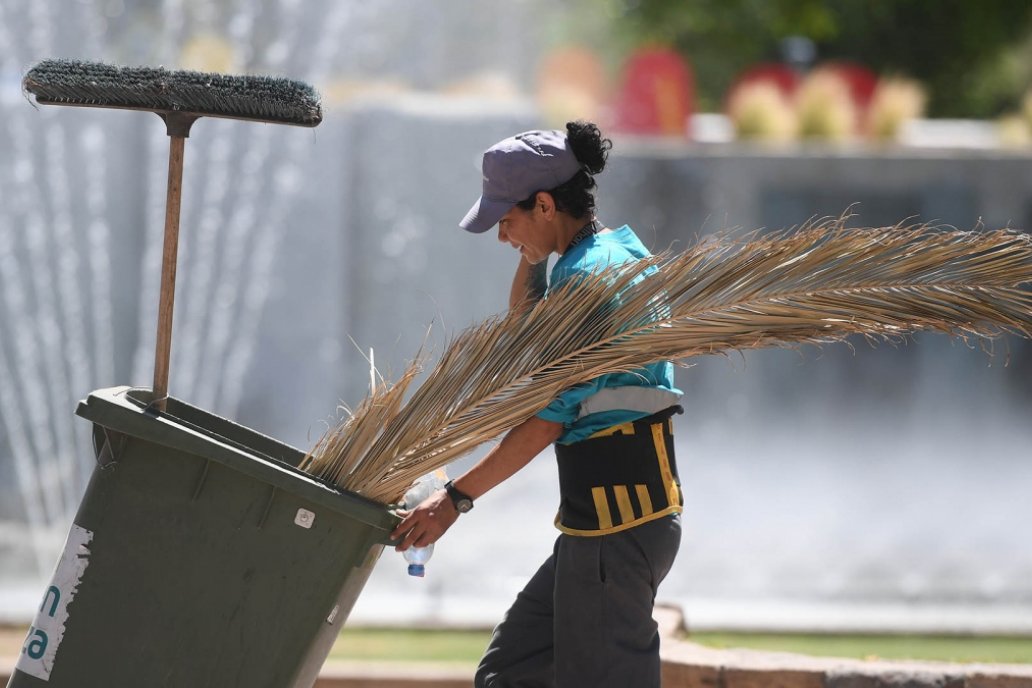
left=21, top=59, right=322, bottom=411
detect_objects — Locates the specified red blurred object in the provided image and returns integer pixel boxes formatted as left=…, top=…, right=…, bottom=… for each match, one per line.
left=725, top=61, right=878, bottom=114
left=820, top=61, right=878, bottom=112
left=612, top=48, right=694, bottom=137
left=726, top=63, right=801, bottom=109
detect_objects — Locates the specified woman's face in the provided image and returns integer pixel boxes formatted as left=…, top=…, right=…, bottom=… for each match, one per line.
left=497, top=200, right=554, bottom=265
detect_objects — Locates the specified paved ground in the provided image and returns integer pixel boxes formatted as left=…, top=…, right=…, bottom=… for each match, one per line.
left=5, top=613, right=1032, bottom=687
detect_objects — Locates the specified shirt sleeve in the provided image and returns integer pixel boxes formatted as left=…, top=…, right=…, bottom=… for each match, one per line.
left=537, top=375, right=614, bottom=425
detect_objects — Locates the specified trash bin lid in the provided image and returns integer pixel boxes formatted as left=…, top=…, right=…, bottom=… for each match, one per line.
left=76, top=386, right=396, bottom=531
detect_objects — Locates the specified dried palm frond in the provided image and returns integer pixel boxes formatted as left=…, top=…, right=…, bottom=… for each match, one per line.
left=301, top=222, right=1032, bottom=503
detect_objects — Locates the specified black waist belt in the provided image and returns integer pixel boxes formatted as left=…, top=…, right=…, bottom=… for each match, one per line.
left=554, top=406, right=683, bottom=536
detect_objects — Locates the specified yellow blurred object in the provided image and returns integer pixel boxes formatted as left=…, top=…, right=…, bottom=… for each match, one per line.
left=539, top=88, right=602, bottom=129
left=320, top=78, right=409, bottom=106
left=998, top=114, right=1032, bottom=148
left=536, top=46, right=608, bottom=127
left=868, top=77, right=926, bottom=142
left=180, top=34, right=238, bottom=73
left=727, top=81, right=797, bottom=142
left=1022, top=90, right=1032, bottom=133
left=796, top=69, right=858, bottom=141
left=443, top=72, right=523, bottom=101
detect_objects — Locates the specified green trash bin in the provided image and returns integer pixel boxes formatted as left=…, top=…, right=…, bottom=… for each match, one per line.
left=8, top=386, right=398, bottom=688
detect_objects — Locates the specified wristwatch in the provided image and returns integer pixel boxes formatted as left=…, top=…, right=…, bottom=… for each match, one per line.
left=444, top=480, right=474, bottom=513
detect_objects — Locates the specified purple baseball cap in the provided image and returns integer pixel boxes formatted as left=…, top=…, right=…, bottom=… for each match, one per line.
left=459, top=129, right=582, bottom=234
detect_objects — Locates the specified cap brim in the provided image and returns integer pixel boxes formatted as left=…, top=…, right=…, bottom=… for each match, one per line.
left=459, top=196, right=513, bottom=234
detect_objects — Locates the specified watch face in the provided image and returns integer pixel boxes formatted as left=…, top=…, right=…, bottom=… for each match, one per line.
left=446, top=481, right=474, bottom=513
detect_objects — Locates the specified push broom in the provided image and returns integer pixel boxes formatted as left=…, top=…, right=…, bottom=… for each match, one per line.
left=22, top=59, right=322, bottom=411
left=15, top=62, right=401, bottom=688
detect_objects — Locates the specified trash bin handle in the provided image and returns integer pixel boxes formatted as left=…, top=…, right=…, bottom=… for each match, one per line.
left=377, top=505, right=404, bottom=547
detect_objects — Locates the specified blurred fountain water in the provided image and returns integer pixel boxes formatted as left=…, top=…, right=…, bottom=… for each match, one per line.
left=80, top=123, right=117, bottom=398
left=0, top=0, right=115, bottom=606
left=0, top=0, right=387, bottom=617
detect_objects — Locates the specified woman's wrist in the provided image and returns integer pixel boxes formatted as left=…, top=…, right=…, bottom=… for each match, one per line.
left=510, top=257, right=548, bottom=311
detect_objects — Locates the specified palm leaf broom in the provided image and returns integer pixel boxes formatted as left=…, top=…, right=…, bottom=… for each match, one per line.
left=302, top=222, right=1032, bottom=503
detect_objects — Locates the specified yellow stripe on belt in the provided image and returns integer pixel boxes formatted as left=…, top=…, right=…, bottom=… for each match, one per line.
left=588, top=422, right=635, bottom=440
left=613, top=485, right=635, bottom=524
left=591, top=487, right=613, bottom=530
left=635, top=484, right=654, bottom=516
left=651, top=423, right=680, bottom=508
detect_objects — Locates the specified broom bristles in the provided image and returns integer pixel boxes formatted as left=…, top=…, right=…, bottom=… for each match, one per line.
left=23, top=59, right=322, bottom=126
left=304, top=222, right=1032, bottom=503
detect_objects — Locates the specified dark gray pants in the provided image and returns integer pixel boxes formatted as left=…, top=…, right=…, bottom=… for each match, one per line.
left=474, top=514, right=681, bottom=688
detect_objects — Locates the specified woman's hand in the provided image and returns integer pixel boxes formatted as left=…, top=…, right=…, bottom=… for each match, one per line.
left=509, top=256, right=548, bottom=312
left=389, top=416, right=562, bottom=551
left=391, top=489, right=458, bottom=551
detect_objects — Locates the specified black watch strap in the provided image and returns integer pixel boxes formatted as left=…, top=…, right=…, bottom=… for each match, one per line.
left=444, top=480, right=474, bottom=513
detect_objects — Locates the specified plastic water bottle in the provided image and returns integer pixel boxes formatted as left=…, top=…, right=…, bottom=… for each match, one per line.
left=403, top=543, right=433, bottom=578
left=401, top=470, right=446, bottom=577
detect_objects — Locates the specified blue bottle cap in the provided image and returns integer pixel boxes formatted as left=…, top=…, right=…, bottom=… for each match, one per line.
left=407, top=564, right=426, bottom=577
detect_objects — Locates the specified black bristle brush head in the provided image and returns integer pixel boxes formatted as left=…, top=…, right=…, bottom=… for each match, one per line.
left=23, top=59, right=322, bottom=127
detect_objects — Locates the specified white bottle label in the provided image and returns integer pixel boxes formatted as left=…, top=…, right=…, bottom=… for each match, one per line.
left=294, top=508, right=315, bottom=529
left=16, top=524, right=94, bottom=681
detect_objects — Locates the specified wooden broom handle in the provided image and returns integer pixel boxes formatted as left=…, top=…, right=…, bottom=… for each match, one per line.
left=151, top=133, right=186, bottom=412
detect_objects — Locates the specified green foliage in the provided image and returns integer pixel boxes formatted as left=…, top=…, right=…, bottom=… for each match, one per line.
left=604, top=0, right=836, bottom=112
left=817, top=0, right=1032, bottom=117
left=330, top=627, right=490, bottom=664
left=591, top=0, right=1032, bottom=117
left=324, top=627, right=1032, bottom=665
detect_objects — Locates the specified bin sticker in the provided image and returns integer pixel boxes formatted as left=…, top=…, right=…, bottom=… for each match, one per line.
left=294, top=508, right=315, bottom=529
left=16, top=524, right=93, bottom=681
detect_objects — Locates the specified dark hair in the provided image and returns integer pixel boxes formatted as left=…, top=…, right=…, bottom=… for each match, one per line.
left=515, top=120, right=612, bottom=219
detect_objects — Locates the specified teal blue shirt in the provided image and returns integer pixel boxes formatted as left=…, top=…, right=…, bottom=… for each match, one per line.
left=535, top=225, right=682, bottom=444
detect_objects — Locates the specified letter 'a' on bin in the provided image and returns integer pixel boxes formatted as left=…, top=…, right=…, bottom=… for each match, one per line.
left=8, top=386, right=399, bottom=688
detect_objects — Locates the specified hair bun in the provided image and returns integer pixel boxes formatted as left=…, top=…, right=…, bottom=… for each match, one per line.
left=566, top=121, right=611, bottom=176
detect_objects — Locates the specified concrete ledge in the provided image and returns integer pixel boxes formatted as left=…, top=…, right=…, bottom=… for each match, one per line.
left=656, top=605, right=1032, bottom=688
left=0, top=654, right=475, bottom=688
